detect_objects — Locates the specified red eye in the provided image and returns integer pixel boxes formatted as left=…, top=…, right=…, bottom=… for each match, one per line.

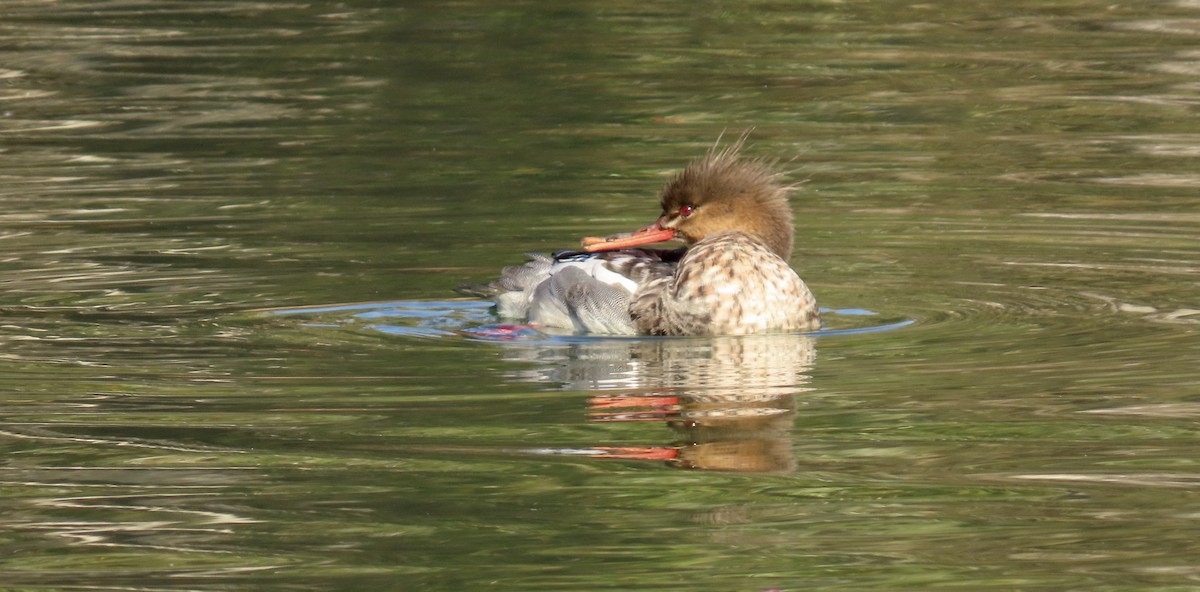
left=678, top=204, right=695, bottom=218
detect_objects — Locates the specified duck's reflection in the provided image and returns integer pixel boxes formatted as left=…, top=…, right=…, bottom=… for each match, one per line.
left=499, top=333, right=815, bottom=472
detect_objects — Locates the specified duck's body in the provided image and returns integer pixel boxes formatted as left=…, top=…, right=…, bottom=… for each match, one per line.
left=629, top=231, right=817, bottom=335
left=472, top=140, right=819, bottom=336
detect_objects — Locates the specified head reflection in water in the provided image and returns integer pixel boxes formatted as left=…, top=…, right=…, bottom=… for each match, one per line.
left=501, top=333, right=816, bottom=472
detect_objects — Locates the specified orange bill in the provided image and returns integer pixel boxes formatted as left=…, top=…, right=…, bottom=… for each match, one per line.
left=582, top=225, right=677, bottom=252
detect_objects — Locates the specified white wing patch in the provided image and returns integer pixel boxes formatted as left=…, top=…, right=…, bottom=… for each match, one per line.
left=550, top=259, right=639, bottom=294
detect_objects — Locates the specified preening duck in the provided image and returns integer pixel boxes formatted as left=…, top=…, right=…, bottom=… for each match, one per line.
left=470, top=139, right=819, bottom=336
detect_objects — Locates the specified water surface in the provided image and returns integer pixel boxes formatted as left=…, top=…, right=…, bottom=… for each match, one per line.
left=2, top=1, right=1200, bottom=590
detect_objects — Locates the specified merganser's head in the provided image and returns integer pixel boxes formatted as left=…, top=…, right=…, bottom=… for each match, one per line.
left=584, top=137, right=796, bottom=261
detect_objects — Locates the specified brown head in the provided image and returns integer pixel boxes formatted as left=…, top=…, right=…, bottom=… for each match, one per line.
left=656, top=142, right=795, bottom=260
left=583, top=139, right=796, bottom=261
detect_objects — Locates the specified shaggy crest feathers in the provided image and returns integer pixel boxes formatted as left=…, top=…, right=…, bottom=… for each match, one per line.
left=658, top=138, right=796, bottom=261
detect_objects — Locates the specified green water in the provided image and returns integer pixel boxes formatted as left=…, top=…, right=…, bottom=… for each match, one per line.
left=3, top=1, right=1200, bottom=590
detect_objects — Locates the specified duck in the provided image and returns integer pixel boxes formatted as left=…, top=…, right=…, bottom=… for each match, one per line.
left=466, top=138, right=819, bottom=336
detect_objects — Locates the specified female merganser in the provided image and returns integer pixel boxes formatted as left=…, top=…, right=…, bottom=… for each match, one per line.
left=470, top=140, right=819, bottom=336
